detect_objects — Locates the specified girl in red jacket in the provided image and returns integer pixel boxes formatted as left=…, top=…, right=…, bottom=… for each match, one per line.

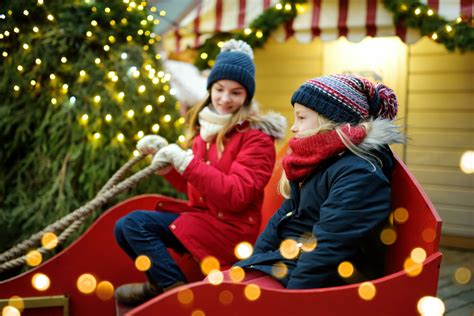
left=114, top=39, right=286, bottom=305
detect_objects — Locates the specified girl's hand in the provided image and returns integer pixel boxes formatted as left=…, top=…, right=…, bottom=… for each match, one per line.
left=136, top=135, right=168, bottom=155
left=152, top=144, right=194, bottom=174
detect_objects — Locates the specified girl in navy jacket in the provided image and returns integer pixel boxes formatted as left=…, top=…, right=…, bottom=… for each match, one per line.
left=236, top=74, right=405, bottom=289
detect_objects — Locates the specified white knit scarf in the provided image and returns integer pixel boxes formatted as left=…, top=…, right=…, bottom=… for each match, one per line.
left=198, top=106, right=232, bottom=142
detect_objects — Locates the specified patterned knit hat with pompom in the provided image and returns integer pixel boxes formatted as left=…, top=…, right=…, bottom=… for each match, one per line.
left=291, top=74, right=398, bottom=124
left=207, top=39, right=255, bottom=101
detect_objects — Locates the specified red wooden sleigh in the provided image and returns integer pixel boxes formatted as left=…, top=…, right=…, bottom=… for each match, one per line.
left=0, top=151, right=442, bottom=316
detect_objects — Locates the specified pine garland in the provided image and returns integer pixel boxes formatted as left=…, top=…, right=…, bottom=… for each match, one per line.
left=383, top=0, right=474, bottom=52
left=192, top=0, right=472, bottom=70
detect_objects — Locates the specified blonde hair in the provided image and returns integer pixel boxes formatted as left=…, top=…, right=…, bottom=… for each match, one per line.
left=184, top=93, right=263, bottom=155
left=277, top=115, right=377, bottom=199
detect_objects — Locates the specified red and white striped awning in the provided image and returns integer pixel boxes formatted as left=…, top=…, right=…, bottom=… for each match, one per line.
left=163, top=0, right=472, bottom=52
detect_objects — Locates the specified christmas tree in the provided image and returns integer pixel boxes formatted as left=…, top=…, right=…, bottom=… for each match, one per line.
left=0, top=0, right=183, bottom=255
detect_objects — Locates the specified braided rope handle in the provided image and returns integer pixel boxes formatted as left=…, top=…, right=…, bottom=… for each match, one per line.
left=0, top=153, right=168, bottom=273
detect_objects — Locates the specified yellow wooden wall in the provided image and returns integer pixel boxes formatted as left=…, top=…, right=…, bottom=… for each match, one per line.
left=254, top=36, right=473, bottom=238
left=406, top=38, right=474, bottom=237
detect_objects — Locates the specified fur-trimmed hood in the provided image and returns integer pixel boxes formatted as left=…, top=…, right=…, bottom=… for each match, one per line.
left=358, top=118, right=405, bottom=151
left=249, top=112, right=287, bottom=140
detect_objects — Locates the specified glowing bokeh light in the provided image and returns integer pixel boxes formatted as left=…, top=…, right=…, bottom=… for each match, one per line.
left=404, top=258, right=423, bottom=277
left=338, top=261, right=354, bottom=278
left=244, top=284, right=261, bottom=301
left=2, top=306, right=20, bottom=316
left=77, top=273, right=97, bottom=294
left=380, top=227, right=397, bottom=245
left=393, top=207, right=409, bottom=224
left=358, top=282, right=376, bottom=301
left=96, top=281, right=114, bottom=300
left=208, top=270, right=224, bottom=285
left=299, top=233, right=317, bottom=252
left=32, top=273, right=50, bottom=291
left=454, top=267, right=471, bottom=285
left=422, top=228, right=436, bottom=243
left=417, top=296, right=445, bottom=316
left=7, top=296, right=24, bottom=312
left=26, top=250, right=42, bottom=267
left=271, top=262, right=288, bottom=279
left=191, top=310, right=205, bottom=316
left=234, top=242, right=253, bottom=259
left=460, top=151, right=474, bottom=174
left=41, top=232, right=58, bottom=250
left=135, top=255, right=151, bottom=271
left=279, top=239, right=299, bottom=259
left=229, top=266, right=245, bottom=283
left=177, top=288, right=194, bottom=304
left=410, top=247, right=427, bottom=264
left=200, top=256, right=220, bottom=276
left=219, top=290, right=234, bottom=305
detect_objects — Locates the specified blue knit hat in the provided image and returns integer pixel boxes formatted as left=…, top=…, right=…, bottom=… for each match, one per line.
left=207, top=39, right=256, bottom=101
left=291, top=74, right=398, bottom=124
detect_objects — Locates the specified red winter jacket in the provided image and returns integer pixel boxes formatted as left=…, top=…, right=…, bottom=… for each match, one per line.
left=158, top=116, right=285, bottom=265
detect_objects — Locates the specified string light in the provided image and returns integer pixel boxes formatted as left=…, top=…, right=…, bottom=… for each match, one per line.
left=117, top=133, right=125, bottom=142
left=144, top=105, right=153, bottom=113
left=13, top=85, right=20, bottom=91
left=33, top=26, right=39, bottom=32
left=414, top=8, right=421, bottom=15
left=275, top=3, right=283, bottom=10
left=22, top=43, right=29, bottom=50
left=47, top=14, right=54, bottom=21
left=105, top=114, right=112, bottom=122
left=61, top=56, right=67, bottom=63
left=94, top=95, right=101, bottom=103
left=200, top=52, right=208, bottom=60
left=95, top=58, right=101, bottom=64
left=91, top=20, right=98, bottom=27
left=152, top=124, right=160, bottom=132
left=35, top=58, right=42, bottom=65
left=157, top=95, right=165, bottom=103
left=159, top=10, right=166, bottom=16
left=17, top=65, right=24, bottom=72
left=51, top=98, right=57, bottom=105
left=13, top=27, right=20, bottom=33
left=127, top=110, right=135, bottom=118
left=163, top=114, right=171, bottom=122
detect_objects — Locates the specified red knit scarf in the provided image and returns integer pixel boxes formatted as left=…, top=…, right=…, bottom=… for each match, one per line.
left=282, top=125, right=367, bottom=182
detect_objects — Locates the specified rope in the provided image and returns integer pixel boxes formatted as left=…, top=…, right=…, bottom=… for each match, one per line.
left=0, top=155, right=166, bottom=273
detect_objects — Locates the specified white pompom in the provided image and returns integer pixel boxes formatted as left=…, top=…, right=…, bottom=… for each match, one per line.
left=220, top=39, right=254, bottom=60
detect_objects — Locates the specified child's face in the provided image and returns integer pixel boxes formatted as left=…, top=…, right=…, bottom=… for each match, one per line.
left=291, top=103, right=322, bottom=137
left=211, top=80, right=247, bottom=115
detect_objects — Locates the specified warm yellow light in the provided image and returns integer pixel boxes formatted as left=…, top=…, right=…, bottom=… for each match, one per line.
left=256, top=30, right=263, bottom=38
left=157, top=71, right=164, bottom=78
left=2, top=51, right=8, bottom=57
left=145, top=105, right=153, bottom=113
left=118, top=92, right=125, bottom=99
left=191, top=310, right=205, bottom=316
left=460, top=151, right=474, bottom=174
left=77, top=273, right=97, bottom=294
left=133, top=150, right=140, bottom=157
left=140, top=20, right=147, bottom=26
left=32, top=273, right=50, bottom=291
left=234, top=242, right=253, bottom=259
left=338, top=261, right=354, bottom=278
left=244, top=28, right=252, bottom=35
left=158, top=95, right=165, bottom=103
left=207, top=270, right=224, bottom=285
left=93, top=132, right=101, bottom=139
left=358, top=282, right=376, bottom=300
left=244, top=284, right=261, bottom=301
left=155, top=54, right=161, bottom=60
left=51, top=98, right=57, bottom=105
left=81, top=114, right=89, bottom=123
left=200, top=256, right=220, bottom=276
left=103, top=45, right=110, bottom=51
left=95, top=58, right=101, bottom=64
left=105, top=114, right=112, bottom=122
left=178, top=135, right=186, bottom=143
left=127, top=110, right=135, bottom=118
left=2, top=305, right=21, bottom=316
left=411, top=247, right=427, bottom=264
left=37, top=0, right=44, bottom=4
left=454, top=267, right=471, bottom=285
left=22, top=43, right=29, bottom=50
left=13, top=85, right=20, bottom=92
left=33, top=26, right=39, bottom=32
left=132, top=70, right=140, bottom=78
left=300, top=233, right=317, bottom=252
left=271, top=262, right=288, bottom=279
left=91, top=20, right=98, bottom=27
left=62, top=84, right=68, bottom=92
left=445, top=25, right=453, bottom=32
left=150, top=6, right=157, bottom=12
left=417, top=296, right=445, bottom=316
left=137, top=29, right=144, bottom=35
left=41, top=232, right=58, bottom=250
left=13, top=27, right=20, bottom=33
left=414, top=8, right=421, bottom=15
left=456, top=17, right=462, bottom=23
left=152, top=124, right=160, bottom=132
left=49, top=73, right=56, bottom=80
left=427, top=9, right=434, bottom=16
left=147, top=14, right=154, bottom=22
left=96, top=281, right=114, bottom=301
left=228, top=266, right=245, bottom=282
left=17, top=65, right=23, bottom=72
left=61, top=56, right=67, bottom=63
left=159, top=10, right=166, bottom=16
left=35, top=58, right=42, bottom=65
left=47, top=14, right=54, bottom=21
left=86, top=31, right=92, bottom=37
left=393, top=207, right=409, bottom=223
left=200, top=52, right=208, bottom=60
left=275, top=3, right=283, bottom=10
left=138, top=85, right=146, bottom=93
left=26, top=250, right=42, bottom=267
left=380, top=227, right=397, bottom=245
left=285, top=3, right=292, bottom=10
left=177, top=288, right=194, bottom=304
left=154, top=19, right=160, bottom=25
left=117, top=133, right=125, bottom=142
left=279, top=239, right=299, bottom=259
left=431, top=33, right=438, bottom=40
left=135, top=255, right=151, bottom=271
left=137, top=131, right=144, bottom=139
left=8, top=296, right=24, bottom=313
left=94, top=95, right=101, bottom=103
left=104, top=7, right=111, bottom=13
left=404, top=258, right=423, bottom=277
left=108, top=35, right=116, bottom=43
left=79, top=70, right=86, bottom=77
left=163, top=114, right=171, bottom=122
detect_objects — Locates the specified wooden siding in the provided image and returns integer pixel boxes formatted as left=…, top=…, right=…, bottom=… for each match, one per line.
left=406, top=37, right=474, bottom=237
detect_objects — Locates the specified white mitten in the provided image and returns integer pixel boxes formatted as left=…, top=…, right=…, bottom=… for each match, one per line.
left=152, top=144, right=194, bottom=174
left=136, top=135, right=168, bottom=155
